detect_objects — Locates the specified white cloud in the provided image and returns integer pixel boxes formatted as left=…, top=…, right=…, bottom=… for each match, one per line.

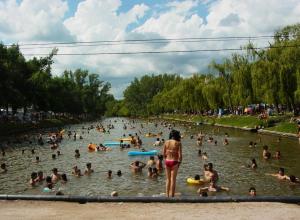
left=1, top=0, right=300, bottom=98
left=0, top=0, right=72, bottom=42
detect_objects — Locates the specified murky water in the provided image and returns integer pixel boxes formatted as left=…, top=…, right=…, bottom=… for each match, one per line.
left=1, top=117, right=300, bottom=196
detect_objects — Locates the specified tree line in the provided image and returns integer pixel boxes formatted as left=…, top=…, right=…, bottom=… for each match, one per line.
left=0, top=45, right=113, bottom=117
left=106, top=24, right=300, bottom=117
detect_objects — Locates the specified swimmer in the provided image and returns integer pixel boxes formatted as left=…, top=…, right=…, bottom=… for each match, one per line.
left=214, top=140, right=218, bottom=146
left=57, top=150, right=61, bottom=156
left=152, top=168, right=158, bottom=178
left=75, top=149, right=80, bottom=158
left=156, top=155, right=164, bottom=171
left=45, top=176, right=53, bottom=190
left=289, top=175, right=300, bottom=184
left=107, top=170, right=112, bottom=179
left=249, top=141, right=254, bottom=148
left=153, top=138, right=161, bottom=146
left=61, top=173, right=68, bottom=184
left=250, top=158, right=257, bottom=169
left=206, top=163, right=219, bottom=182
left=249, top=187, right=256, bottom=196
left=148, top=167, right=153, bottom=177
left=223, top=138, right=229, bottom=145
left=35, top=156, right=40, bottom=163
left=196, top=138, right=202, bottom=146
left=52, top=154, right=56, bottom=160
left=84, top=162, right=94, bottom=175
left=35, top=171, right=45, bottom=182
left=51, top=168, right=61, bottom=183
left=198, top=180, right=229, bottom=193
left=207, top=137, right=213, bottom=143
left=29, top=172, right=38, bottom=186
left=130, top=161, right=146, bottom=172
left=73, top=167, right=83, bottom=177
left=31, top=149, right=35, bottom=154
left=266, top=168, right=289, bottom=180
left=1, top=163, right=7, bottom=173
left=198, top=150, right=202, bottom=156
left=202, top=152, right=208, bottom=160
left=274, top=150, right=281, bottom=159
left=262, top=145, right=271, bottom=159
left=117, top=170, right=122, bottom=177
left=147, top=156, right=156, bottom=168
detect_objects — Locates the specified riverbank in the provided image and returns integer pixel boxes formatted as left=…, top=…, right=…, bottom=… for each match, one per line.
left=1, top=200, right=299, bottom=220
left=0, top=118, right=82, bottom=138
left=159, top=114, right=298, bottom=138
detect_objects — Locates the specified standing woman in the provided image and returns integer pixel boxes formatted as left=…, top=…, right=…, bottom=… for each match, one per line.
left=163, top=130, right=182, bottom=197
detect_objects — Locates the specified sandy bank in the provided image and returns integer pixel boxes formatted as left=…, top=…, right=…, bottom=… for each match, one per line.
left=0, top=201, right=299, bottom=220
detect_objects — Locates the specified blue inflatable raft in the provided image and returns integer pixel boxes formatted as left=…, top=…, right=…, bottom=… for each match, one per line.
left=128, top=150, right=158, bottom=156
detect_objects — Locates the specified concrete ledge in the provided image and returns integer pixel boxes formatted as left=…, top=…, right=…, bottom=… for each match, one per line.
left=1, top=195, right=300, bottom=204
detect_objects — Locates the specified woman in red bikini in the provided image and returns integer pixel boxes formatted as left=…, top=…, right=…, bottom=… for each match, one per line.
left=163, top=130, right=182, bottom=197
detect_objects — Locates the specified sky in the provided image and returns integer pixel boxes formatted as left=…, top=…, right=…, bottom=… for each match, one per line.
left=1, top=0, right=300, bottom=99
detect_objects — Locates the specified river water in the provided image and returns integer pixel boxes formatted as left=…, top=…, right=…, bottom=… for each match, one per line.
left=0, top=117, right=300, bottom=196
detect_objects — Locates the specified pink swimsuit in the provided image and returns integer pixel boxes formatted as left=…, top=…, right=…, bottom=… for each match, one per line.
left=165, top=160, right=179, bottom=169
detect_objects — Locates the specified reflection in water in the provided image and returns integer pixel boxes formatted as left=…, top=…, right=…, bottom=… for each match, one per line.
left=0, top=117, right=300, bottom=196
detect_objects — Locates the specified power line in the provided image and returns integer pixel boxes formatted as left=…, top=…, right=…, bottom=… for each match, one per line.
left=19, top=38, right=271, bottom=50
left=6, top=34, right=296, bottom=47
left=22, top=44, right=300, bottom=56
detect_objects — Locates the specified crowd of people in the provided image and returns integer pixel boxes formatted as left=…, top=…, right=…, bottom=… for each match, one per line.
left=1, top=118, right=300, bottom=198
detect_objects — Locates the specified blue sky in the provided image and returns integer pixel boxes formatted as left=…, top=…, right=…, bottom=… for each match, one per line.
left=1, top=0, right=300, bottom=99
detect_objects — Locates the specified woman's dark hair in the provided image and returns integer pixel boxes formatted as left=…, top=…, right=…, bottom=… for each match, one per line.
left=169, top=130, right=181, bottom=141
left=46, top=176, right=52, bottom=183
left=31, top=172, right=37, bottom=179
left=289, top=175, right=296, bottom=183
left=61, top=173, right=67, bottom=181
left=249, top=187, right=256, bottom=192
left=194, top=174, right=200, bottom=180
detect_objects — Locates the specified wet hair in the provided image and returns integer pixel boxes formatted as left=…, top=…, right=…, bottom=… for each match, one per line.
left=117, top=170, right=122, bottom=176
left=249, top=141, right=253, bottom=145
left=169, top=130, right=181, bottom=141
left=194, top=174, right=200, bottom=180
left=135, top=161, right=139, bottom=166
left=263, top=145, right=268, bottom=150
left=75, top=149, right=79, bottom=153
left=46, top=176, right=52, bottom=183
left=156, top=138, right=160, bottom=141
left=198, top=150, right=202, bottom=155
left=249, top=187, right=256, bottom=192
left=52, top=154, right=56, bottom=159
left=86, top=162, right=91, bottom=168
left=61, top=173, right=67, bottom=181
left=36, top=156, right=40, bottom=161
left=108, top=170, right=112, bottom=175
left=52, top=168, right=58, bottom=173
left=279, top=167, right=285, bottom=174
left=31, top=172, right=37, bottom=179
left=289, top=175, right=296, bottom=183
left=252, top=158, right=257, bottom=164
left=208, top=163, right=213, bottom=169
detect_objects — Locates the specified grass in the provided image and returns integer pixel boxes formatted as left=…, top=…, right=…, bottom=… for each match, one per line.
left=265, top=121, right=298, bottom=134
left=0, top=118, right=81, bottom=137
left=161, top=113, right=298, bottom=135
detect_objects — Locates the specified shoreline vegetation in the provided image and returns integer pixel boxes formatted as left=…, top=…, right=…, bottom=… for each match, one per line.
left=157, top=114, right=298, bottom=138
left=0, top=117, right=85, bottom=138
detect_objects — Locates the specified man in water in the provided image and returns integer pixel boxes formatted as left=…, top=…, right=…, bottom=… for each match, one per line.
left=266, top=168, right=289, bottom=180
left=84, top=163, right=94, bottom=175
left=130, top=161, right=146, bottom=172
left=51, top=168, right=61, bottom=183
